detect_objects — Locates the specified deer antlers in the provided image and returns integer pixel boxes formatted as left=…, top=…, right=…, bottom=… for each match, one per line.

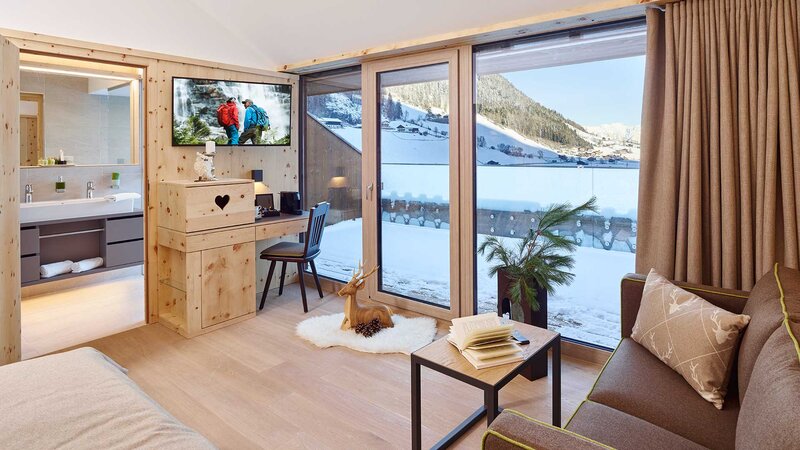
left=337, top=261, right=379, bottom=296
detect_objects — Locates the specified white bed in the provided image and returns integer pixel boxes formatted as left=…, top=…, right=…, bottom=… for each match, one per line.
left=0, top=347, right=215, bottom=449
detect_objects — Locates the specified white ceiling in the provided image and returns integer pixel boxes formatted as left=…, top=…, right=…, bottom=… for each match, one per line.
left=0, top=0, right=604, bottom=71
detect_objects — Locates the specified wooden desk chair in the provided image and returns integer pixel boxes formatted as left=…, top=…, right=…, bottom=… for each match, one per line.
left=258, top=202, right=329, bottom=313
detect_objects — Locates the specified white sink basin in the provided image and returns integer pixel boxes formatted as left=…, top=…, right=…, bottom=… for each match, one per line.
left=20, top=193, right=141, bottom=224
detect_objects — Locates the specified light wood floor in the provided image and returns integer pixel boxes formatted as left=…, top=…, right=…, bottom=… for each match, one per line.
left=76, top=284, right=604, bottom=449
left=21, top=274, right=145, bottom=359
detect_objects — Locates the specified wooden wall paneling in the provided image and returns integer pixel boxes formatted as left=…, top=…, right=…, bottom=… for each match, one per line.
left=150, top=60, right=299, bottom=322
left=0, top=35, right=20, bottom=365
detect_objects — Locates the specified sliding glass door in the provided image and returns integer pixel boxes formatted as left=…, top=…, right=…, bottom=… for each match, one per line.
left=362, top=50, right=463, bottom=319
left=472, top=20, right=646, bottom=349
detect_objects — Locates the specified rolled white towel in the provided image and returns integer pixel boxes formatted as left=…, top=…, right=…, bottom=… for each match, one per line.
left=71, top=257, right=104, bottom=273
left=104, top=192, right=141, bottom=202
left=40, top=260, right=74, bottom=278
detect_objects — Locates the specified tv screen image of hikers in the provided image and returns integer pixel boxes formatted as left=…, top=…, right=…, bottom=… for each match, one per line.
left=172, top=77, right=292, bottom=146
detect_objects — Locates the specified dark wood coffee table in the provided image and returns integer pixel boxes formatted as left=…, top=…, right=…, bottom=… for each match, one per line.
left=411, top=321, right=561, bottom=450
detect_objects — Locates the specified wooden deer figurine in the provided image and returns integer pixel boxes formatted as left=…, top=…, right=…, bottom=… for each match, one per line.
left=339, top=263, right=394, bottom=330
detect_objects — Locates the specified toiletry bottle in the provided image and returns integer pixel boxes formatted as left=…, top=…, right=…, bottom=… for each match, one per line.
left=55, top=176, right=66, bottom=193
left=111, top=172, right=120, bottom=189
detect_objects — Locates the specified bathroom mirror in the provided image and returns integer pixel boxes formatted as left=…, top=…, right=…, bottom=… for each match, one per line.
left=18, top=54, right=143, bottom=167
left=19, top=92, right=44, bottom=166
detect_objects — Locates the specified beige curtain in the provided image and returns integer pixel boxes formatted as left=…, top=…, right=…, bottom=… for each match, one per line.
left=637, top=0, right=800, bottom=290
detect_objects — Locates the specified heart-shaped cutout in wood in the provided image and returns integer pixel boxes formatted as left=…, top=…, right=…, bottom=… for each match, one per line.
left=214, top=194, right=230, bottom=210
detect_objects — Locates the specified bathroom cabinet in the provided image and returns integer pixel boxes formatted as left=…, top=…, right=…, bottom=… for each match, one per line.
left=20, top=211, right=144, bottom=286
left=156, top=179, right=256, bottom=338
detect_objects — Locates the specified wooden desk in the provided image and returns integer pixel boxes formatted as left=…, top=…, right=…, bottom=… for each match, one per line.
left=254, top=212, right=308, bottom=241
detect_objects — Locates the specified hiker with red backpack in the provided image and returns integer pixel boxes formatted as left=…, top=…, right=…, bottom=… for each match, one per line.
left=217, top=97, right=240, bottom=145
left=240, top=99, right=270, bottom=145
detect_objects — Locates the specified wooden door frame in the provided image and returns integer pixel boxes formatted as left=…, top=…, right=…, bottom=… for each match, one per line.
left=362, top=48, right=469, bottom=320
left=0, top=34, right=21, bottom=365
left=10, top=39, right=155, bottom=325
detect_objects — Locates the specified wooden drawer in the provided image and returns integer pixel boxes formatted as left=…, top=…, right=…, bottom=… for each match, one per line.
left=21, top=255, right=40, bottom=284
left=20, top=227, right=39, bottom=256
left=254, top=217, right=307, bottom=240
left=105, top=239, right=144, bottom=267
left=158, top=179, right=254, bottom=233
left=106, top=215, right=144, bottom=243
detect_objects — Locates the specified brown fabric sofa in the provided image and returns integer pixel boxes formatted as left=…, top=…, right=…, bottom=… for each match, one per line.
left=483, top=265, right=800, bottom=450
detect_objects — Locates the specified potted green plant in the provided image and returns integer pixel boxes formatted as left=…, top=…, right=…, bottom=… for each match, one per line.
left=478, top=197, right=597, bottom=379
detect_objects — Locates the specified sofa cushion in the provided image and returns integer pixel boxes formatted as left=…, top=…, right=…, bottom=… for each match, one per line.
left=738, top=263, right=800, bottom=402
left=483, top=409, right=611, bottom=450
left=566, top=401, right=705, bottom=450
left=631, top=269, right=750, bottom=409
left=735, top=297, right=800, bottom=448
left=589, top=339, right=739, bottom=450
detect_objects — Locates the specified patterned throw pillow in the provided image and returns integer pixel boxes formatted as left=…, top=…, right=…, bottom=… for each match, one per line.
left=631, top=269, right=751, bottom=409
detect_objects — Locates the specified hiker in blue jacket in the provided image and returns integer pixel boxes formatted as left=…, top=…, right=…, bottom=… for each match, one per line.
left=240, top=99, right=270, bottom=144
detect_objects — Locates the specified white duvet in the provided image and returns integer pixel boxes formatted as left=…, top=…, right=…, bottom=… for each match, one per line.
left=0, top=347, right=215, bottom=449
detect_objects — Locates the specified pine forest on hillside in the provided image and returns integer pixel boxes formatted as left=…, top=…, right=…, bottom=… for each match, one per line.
left=384, top=74, right=593, bottom=151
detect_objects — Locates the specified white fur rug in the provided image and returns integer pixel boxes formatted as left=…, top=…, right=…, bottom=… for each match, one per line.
left=296, top=313, right=437, bottom=355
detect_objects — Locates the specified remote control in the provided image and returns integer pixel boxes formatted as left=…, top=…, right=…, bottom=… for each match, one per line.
left=511, top=330, right=530, bottom=345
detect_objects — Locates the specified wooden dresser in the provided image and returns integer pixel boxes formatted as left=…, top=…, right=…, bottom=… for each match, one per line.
left=156, top=179, right=256, bottom=338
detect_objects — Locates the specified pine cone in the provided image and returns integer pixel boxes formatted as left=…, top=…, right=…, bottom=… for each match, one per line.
left=355, top=318, right=384, bottom=338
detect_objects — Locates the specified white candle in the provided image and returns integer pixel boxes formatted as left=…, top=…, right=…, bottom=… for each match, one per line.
left=205, top=141, right=216, bottom=155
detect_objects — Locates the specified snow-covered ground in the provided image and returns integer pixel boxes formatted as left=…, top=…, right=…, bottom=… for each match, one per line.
left=382, top=164, right=639, bottom=219
left=315, top=218, right=629, bottom=349
left=324, top=102, right=639, bottom=168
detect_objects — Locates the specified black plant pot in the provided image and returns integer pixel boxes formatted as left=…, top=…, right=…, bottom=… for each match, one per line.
left=497, top=268, right=548, bottom=381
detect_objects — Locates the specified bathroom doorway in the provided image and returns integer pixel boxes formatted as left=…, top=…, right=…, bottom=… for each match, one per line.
left=17, top=52, right=147, bottom=359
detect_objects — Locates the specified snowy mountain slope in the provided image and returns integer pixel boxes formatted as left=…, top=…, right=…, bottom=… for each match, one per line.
left=308, top=78, right=641, bottom=167
left=586, top=123, right=642, bottom=144
left=315, top=101, right=563, bottom=165
left=307, top=92, right=362, bottom=125
left=575, top=126, right=641, bottom=162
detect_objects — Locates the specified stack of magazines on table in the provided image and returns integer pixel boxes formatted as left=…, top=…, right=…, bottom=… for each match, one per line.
left=447, top=313, right=524, bottom=369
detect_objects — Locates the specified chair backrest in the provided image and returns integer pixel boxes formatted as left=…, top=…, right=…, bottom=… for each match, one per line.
left=303, top=202, right=330, bottom=257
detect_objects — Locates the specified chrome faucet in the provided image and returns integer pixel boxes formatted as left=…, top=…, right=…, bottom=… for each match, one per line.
left=86, top=181, right=95, bottom=199
left=24, top=184, right=33, bottom=203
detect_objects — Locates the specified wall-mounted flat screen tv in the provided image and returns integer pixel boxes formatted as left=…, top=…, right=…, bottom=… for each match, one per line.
left=172, top=77, right=291, bottom=146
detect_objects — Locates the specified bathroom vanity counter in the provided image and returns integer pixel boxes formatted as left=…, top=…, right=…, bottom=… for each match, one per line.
left=20, top=210, right=144, bottom=227
left=20, top=210, right=144, bottom=286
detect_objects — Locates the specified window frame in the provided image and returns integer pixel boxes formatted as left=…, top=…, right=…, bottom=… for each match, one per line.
left=299, top=65, right=363, bottom=284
